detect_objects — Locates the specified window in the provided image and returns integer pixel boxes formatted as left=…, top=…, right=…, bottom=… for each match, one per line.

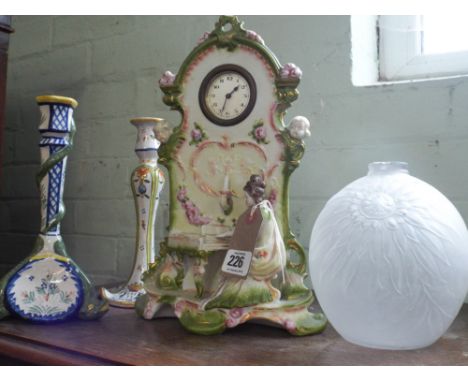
left=351, top=15, right=468, bottom=85
left=379, top=15, right=468, bottom=81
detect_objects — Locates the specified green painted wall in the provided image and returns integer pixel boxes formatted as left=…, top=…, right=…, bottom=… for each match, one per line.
left=2, top=16, right=468, bottom=285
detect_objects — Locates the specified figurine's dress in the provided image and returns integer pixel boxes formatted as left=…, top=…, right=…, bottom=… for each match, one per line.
left=204, top=200, right=286, bottom=309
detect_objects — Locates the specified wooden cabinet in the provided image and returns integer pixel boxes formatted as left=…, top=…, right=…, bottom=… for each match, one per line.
left=0, top=16, right=13, bottom=176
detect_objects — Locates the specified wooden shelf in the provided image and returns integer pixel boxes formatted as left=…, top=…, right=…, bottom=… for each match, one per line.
left=0, top=304, right=468, bottom=365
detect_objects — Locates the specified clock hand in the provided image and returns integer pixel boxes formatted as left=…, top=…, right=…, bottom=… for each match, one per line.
left=220, top=98, right=228, bottom=113
left=220, top=86, right=240, bottom=113
left=226, top=86, right=239, bottom=99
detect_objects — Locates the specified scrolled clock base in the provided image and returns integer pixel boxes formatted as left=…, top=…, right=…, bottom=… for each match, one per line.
left=135, top=291, right=327, bottom=336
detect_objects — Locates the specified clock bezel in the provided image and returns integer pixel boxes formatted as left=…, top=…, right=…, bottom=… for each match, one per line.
left=198, top=64, right=257, bottom=127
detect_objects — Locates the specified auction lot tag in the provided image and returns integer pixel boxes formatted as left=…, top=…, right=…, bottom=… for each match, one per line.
left=222, top=249, right=253, bottom=278
left=221, top=205, right=263, bottom=278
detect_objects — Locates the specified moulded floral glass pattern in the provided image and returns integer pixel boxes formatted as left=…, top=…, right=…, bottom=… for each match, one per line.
left=309, top=161, right=468, bottom=350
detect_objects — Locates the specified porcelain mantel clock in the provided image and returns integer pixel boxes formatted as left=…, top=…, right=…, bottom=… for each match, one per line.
left=136, top=16, right=327, bottom=335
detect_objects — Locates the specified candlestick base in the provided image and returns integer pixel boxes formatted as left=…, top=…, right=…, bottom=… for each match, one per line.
left=100, top=284, right=145, bottom=308
left=0, top=235, right=108, bottom=321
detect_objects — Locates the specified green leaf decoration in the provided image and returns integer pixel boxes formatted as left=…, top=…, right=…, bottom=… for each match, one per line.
left=178, top=308, right=227, bottom=335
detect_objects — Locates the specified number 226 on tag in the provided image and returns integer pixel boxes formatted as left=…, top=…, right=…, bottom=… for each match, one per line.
left=222, top=249, right=253, bottom=278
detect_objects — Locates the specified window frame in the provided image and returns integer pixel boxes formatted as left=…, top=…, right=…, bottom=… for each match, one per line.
left=379, top=15, right=468, bottom=81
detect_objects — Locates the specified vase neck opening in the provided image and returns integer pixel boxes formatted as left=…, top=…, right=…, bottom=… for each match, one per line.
left=367, top=162, right=409, bottom=176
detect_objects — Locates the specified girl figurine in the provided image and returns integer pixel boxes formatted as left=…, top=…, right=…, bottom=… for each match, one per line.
left=204, top=175, right=286, bottom=310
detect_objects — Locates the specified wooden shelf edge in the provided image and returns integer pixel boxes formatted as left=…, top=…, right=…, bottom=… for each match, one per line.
left=0, top=333, right=122, bottom=366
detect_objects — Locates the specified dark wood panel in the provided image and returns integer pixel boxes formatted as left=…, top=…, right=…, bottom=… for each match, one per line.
left=0, top=16, right=13, bottom=34
left=0, top=16, right=13, bottom=183
left=0, top=335, right=115, bottom=366
left=0, top=304, right=468, bottom=365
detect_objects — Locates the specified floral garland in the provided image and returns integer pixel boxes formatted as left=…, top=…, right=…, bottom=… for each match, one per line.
left=177, top=186, right=211, bottom=226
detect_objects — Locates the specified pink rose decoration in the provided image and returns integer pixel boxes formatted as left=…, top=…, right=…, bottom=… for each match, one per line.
left=177, top=187, right=188, bottom=203
left=226, top=318, right=239, bottom=328
left=186, top=206, right=211, bottom=226
left=159, top=71, right=176, bottom=87
left=249, top=121, right=269, bottom=144
left=189, top=124, right=207, bottom=146
left=280, top=63, right=303, bottom=80
left=230, top=308, right=244, bottom=319
left=191, top=128, right=203, bottom=142
left=143, top=299, right=158, bottom=319
left=284, top=319, right=296, bottom=332
left=246, top=30, right=265, bottom=45
left=174, top=301, right=186, bottom=316
left=197, top=31, right=211, bottom=45
left=184, top=201, right=198, bottom=219
left=226, top=309, right=244, bottom=328
left=254, top=126, right=266, bottom=140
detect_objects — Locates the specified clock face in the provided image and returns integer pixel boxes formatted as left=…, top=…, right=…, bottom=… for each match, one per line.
left=199, top=64, right=257, bottom=126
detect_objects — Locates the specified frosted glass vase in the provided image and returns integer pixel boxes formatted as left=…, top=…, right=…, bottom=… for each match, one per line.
left=309, top=162, right=468, bottom=350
